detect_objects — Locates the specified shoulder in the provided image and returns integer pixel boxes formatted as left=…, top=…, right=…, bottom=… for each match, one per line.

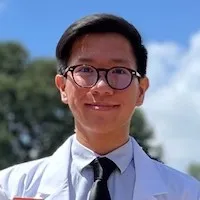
left=0, top=157, right=49, bottom=197
left=153, top=159, right=200, bottom=197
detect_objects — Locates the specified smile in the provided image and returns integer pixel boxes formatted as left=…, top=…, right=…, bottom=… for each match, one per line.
left=84, top=103, right=120, bottom=111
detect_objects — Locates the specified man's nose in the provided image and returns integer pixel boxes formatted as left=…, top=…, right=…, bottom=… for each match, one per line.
left=90, top=73, right=114, bottom=96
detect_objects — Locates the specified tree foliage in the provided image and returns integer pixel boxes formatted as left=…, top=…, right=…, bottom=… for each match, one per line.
left=187, top=163, right=200, bottom=180
left=0, top=41, right=163, bottom=169
left=130, top=109, right=163, bottom=161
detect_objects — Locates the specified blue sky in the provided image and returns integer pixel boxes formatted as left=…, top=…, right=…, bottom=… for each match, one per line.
left=1, top=0, right=200, bottom=172
left=0, top=0, right=200, bottom=58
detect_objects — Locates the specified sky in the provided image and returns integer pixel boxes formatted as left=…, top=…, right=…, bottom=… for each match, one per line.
left=0, top=0, right=200, bottom=173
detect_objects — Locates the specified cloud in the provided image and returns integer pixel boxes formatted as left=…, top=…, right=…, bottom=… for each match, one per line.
left=143, top=31, right=200, bottom=173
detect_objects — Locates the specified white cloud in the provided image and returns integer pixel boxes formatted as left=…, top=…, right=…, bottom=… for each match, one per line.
left=143, top=31, right=200, bottom=173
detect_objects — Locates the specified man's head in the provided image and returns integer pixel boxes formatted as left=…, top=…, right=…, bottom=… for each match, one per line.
left=55, top=13, right=149, bottom=136
left=56, top=13, right=147, bottom=77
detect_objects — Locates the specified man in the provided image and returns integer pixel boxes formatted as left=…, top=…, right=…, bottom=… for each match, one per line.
left=0, top=13, right=200, bottom=200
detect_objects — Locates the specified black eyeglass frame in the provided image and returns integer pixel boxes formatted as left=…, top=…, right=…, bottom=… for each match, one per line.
left=63, top=64, right=142, bottom=90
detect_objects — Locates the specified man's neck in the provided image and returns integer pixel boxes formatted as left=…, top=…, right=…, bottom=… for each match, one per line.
left=74, top=124, right=130, bottom=155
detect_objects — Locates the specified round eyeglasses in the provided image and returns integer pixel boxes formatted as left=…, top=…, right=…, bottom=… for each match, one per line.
left=63, top=64, right=141, bottom=90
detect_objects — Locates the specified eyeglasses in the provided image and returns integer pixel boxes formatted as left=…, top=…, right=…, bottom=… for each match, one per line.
left=63, top=64, right=141, bottom=90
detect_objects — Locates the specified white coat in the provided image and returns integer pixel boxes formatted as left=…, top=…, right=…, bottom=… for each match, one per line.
left=0, top=135, right=200, bottom=200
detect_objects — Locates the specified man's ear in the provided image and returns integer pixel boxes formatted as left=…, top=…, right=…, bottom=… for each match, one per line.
left=136, top=76, right=149, bottom=106
left=55, top=74, right=68, bottom=104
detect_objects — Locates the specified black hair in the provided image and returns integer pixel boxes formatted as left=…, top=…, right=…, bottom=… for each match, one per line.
left=56, top=13, right=147, bottom=77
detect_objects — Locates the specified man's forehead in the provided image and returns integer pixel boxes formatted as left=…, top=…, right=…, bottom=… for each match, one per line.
left=69, top=33, right=135, bottom=65
left=71, top=33, right=131, bottom=50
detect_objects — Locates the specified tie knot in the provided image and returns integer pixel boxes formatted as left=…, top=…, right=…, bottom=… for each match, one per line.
left=90, top=157, right=117, bottom=181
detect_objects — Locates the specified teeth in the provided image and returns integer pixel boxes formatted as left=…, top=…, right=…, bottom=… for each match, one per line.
left=94, top=105, right=111, bottom=107
left=85, top=104, right=119, bottom=109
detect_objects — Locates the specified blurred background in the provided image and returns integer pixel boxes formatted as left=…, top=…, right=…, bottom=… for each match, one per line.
left=0, top=0, right=200, bottom=180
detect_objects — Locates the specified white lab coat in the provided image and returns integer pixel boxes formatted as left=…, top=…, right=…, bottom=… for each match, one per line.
left=0, top=135, right=200, bottom=200
left=0, top=188, right=9, bottom=200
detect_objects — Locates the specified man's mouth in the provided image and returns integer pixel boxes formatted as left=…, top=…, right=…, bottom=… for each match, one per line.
left=84, top=103, right=120, bottom=111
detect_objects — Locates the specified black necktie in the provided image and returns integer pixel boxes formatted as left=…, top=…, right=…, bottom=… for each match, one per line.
left=89, top=157, right=117, bottom=200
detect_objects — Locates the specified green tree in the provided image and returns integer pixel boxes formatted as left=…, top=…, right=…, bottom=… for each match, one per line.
left=131, top=109, right=163, bottom=161
left=187, top=163, right=200, bottom=180
left=0, top=41, right=163, bottom=169
left=0, top=42, right=29, bottom=167
left=0, top=42, right=74, bottom=169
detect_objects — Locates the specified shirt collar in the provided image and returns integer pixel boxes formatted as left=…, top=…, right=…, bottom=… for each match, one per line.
left=71, top=135, right=134, bottom=173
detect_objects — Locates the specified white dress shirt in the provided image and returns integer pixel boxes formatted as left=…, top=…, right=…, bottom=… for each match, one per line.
left=70, top=136, right=135, bottom=200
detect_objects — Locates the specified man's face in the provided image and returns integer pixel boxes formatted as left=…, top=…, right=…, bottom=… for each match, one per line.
left=55, top=33, right=149, bottom=134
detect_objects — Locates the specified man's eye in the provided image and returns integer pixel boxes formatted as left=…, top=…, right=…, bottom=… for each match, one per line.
left=77, top=66, right=94, bottom=73
left=82, top=67, right=92, bottom=72
left=112, top=68, right=127, bottom=74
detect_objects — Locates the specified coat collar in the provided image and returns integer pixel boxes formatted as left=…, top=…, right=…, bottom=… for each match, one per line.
left=36, top=135, right=168, bottom=200
left=131, top=138, right=168, bottom=199
left=36, top=135, right=73, bottom=199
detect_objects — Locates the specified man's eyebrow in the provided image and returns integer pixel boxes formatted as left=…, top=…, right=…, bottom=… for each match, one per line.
left=76, top=57, right=130, bottom=65
left=77, top=57, right=94, bottom=63
left=110, top=58, right=130, bottom=64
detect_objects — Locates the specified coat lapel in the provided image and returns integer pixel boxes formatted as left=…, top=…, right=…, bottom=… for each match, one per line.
left=36, top=135, right=74, bottom=199
left=44, top=183, right=69, bottom=200
left=131, top=138, right=168, bottom=200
